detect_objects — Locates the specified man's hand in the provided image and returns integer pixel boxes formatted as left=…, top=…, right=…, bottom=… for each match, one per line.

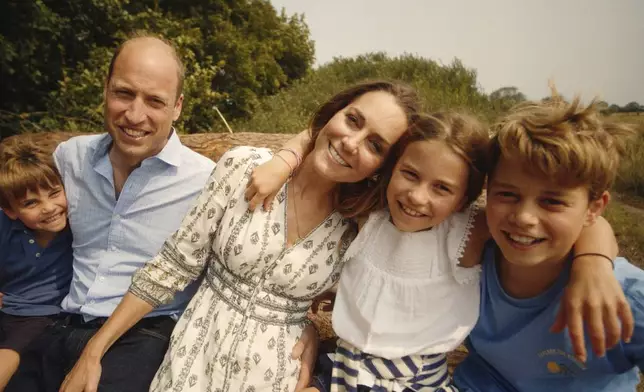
left=59, top=350, right=103, bottom=392
left=0, top=292, right=4, bottom=308
left=292, top=324, right=319, bottom=391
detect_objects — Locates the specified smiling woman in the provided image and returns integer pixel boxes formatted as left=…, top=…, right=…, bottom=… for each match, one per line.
left=61, top=80, right=423, bottom=392
left=307, top=91, right=407, bottom=184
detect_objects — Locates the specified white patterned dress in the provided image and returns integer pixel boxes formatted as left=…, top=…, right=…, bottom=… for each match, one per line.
left=129, top=146, right=355, bottom=392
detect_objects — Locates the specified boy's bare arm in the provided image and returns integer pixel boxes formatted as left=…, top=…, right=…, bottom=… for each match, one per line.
left=246, top=130, right=311, bottom=211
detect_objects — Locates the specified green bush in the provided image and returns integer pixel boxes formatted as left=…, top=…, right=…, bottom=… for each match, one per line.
left=0, top=0, right=314, bottom=137
left=232, top=52, right=497, bottom=134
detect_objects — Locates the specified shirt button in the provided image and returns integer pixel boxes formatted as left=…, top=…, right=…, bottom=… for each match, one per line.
left=35, top=252, right=41, bottom=258
left=99, top=276, right=105, bottom=282
left=29, top=239, right=35, bottom=244
left=114, top=214, right=120, bottom=220
left=89, top=300, right=95, bottom=305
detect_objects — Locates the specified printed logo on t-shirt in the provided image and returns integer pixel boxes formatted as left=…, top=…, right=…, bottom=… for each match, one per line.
left=538, top=349, right=586, bottom=376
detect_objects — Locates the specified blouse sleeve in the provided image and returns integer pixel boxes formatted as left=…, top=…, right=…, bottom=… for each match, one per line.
left=129, top=146, right=270, bottom=307
left=443, top=204, right=481, bottom=284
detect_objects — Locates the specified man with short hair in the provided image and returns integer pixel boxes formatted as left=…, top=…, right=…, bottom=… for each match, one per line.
left=7, top=34, right=215, bottom=392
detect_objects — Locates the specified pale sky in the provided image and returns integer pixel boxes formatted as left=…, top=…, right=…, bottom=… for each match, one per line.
left=270, top=0, right=643, bottom=106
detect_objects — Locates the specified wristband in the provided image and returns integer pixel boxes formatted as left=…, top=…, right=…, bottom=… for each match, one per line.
left=274, top=154, right=294, bottom=178
left=571, top=252, right=615, bottom=269
left=278, top=148, right=303, bottom=168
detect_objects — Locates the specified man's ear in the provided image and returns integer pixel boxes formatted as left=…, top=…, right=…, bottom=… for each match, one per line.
left=584, top=191, right=610, bottom=226
left=173, top=94, right=184, bottom=122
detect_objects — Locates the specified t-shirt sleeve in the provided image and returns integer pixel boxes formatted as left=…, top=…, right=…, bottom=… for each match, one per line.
left=129, top=146, right=271, bottom=307
left=616, top=259, right=644, bottom=371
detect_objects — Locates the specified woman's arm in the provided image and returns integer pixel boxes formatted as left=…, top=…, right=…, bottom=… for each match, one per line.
left=553, top=216, right=634, bottom=363
left=59, top=147, right=257, bottom=392
left=246, top=130, right=311, bottom=211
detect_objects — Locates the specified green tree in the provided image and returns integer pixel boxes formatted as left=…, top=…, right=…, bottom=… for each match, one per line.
left=234, top=52, right=496, bottom=134
left=0, top=0, right=314, bottom=136
left=489, top=86, right=526, bottom=112
left=623, top=101, right=642, bottom=114
left=595, top=100, right=609, bottom=114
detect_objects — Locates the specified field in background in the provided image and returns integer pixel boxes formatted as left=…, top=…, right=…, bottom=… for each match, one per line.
left=614, top=114, right=644, bottom=200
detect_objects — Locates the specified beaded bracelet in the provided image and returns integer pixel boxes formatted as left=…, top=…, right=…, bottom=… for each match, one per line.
left=571, top=252, right=615, bottom=270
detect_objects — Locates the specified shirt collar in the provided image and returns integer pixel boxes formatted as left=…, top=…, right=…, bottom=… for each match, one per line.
left=153, top=128, right=182, bottom=167
left=89, top=128, right=183, bottom=168
left=10, top=217, right=27, bottom=232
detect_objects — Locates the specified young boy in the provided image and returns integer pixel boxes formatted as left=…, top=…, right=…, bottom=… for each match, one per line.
left=0, top=138, right=73, bottom=388
left=453, top=95, right=644, bottom=391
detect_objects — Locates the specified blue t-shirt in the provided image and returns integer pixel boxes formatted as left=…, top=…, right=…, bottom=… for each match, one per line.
left=454, top=243, right=644, bottom=391
left=0, top=210, right=73, bottom=316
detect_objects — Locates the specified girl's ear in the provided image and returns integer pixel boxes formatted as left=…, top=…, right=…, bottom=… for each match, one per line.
left=584, top=191, right=610, bottom=226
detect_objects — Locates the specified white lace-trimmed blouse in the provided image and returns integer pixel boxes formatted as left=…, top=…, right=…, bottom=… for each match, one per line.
left=332, top=207, right=482, bottom=359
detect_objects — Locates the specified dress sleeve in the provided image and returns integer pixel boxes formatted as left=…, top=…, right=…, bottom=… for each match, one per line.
left=444, top=204, right=481, bottom=284
left=129, top=146, right=269, bottom=307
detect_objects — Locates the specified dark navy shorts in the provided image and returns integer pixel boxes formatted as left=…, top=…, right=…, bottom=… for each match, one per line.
left=0, top=313, right=56, bottom=353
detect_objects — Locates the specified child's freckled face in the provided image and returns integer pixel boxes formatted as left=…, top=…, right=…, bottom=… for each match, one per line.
left=5, top=185, right=68, bottom=236
left=486, top=156, right=601, bottom=267
left=386, top=140, right=468, bottom=233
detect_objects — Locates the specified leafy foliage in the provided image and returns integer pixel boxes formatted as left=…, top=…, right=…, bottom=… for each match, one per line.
left=0, top=0, right=314, bottom=137
left=233, top=52, right=496, bottom=134
left=489, top=86, right=526, bottom=112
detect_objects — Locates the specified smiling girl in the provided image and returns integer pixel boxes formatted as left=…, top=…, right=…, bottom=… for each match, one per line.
left=247, top=110, right=628, bottom=392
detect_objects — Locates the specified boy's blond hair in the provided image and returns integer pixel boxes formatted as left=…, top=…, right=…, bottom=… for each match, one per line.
left=0, top=137, right=62, bottom=210
left=488, top=88, right=637, bottom=200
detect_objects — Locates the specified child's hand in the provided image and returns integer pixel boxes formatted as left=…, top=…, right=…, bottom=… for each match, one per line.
left=245, top=155, right=292, bottom=212
left=0, top=292, right=3, bottom=308
left=551, top=255, right=634, bottom=363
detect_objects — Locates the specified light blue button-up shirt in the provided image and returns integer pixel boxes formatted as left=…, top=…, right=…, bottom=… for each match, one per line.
left=53, top=132, right=215, bottom=319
